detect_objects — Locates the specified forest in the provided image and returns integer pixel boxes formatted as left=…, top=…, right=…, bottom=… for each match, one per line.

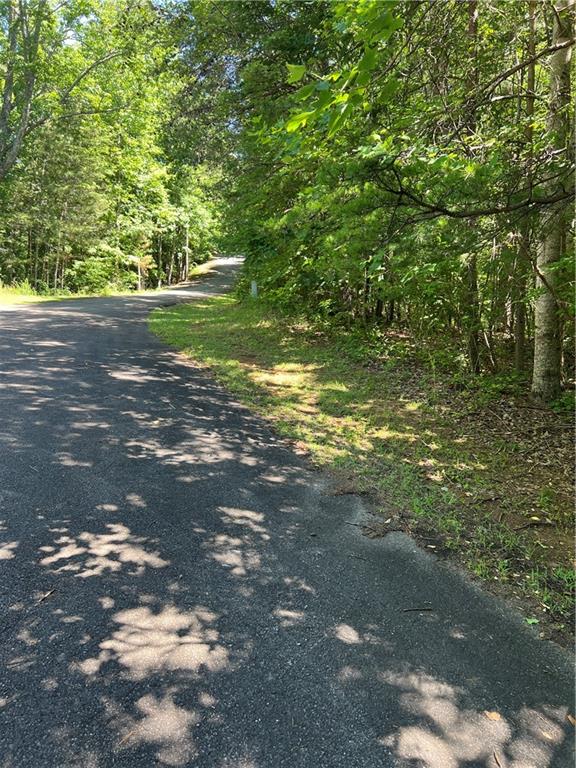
left=0, top=0, right=574, bottom=405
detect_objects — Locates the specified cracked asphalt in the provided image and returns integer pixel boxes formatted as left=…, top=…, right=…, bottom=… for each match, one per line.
left=0, top=257, right=573, bottom=767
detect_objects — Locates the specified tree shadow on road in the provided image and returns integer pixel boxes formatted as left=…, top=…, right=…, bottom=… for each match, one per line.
left=0, top=280, right=573, bottom=767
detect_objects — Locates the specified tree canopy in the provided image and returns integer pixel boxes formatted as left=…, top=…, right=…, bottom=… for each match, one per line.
left=0, top=0, right=223, bottom=294
left=1, top=0, right=574, bottom=401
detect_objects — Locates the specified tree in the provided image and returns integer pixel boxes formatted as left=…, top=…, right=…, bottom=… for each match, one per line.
left=0, top=0, right=47, bottom=179
left=0, top=0, right=225, bottom=293
left=174, top=0, right=573, bottom=401
left=532, top=0, right=574, bottom=401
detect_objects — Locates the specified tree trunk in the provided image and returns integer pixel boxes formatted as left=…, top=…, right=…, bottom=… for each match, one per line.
left=465, top=251, right=482, bottom=374
left=363, top=262, right=371, bottom=322
left=531, top=0, right=573, bottom=401
left=53, top=255, right=59, bottom=290
left=183, top=225, right=190, bottom=281
left=33, top=234, right=39, bottom=289
left=514, top=0, right=536, bottom=372
left=0, top=0, right=46, bottom=181
left=513, top=284, right=527, bottom=371
left=157, top=234, right=163, bottom=288
left=464, top=0, right=481, bottom=374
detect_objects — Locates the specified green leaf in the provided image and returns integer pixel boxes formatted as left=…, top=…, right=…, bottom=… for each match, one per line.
left=327, top=103, right=353, bottom=137
left=358, top=47, right=378, bottom=72
left=367, top=12, right=404, bottom=43
left=525, top=618, right=540, bottom=625
left=378, top=76, right=399, bottom=102
left=294, top=83, right=316, bottom=101
left=315, top=89, right=333, bottom=109
left=356, top=70, right=371, bottom=87
left=285, top=110, right=316, bottom=133
left=287, top=64, right=307, bottom=84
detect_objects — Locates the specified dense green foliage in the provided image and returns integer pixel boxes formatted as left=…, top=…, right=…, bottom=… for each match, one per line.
left=1, top=0, right=574, bottom=400
left=0, top=0, right=222, bottom=294
left=172, top=0, right=574, bottom=402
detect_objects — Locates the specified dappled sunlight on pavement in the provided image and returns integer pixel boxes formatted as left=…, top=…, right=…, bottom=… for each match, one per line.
left=0, top=259, right=573, bottom=767
left=39, top=523, right=168, bottom=578
left=377, top=671, right=567, bottom=768
left=79, top=604, right=231, bottom=679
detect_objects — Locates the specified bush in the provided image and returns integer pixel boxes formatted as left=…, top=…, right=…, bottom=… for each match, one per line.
left=0, top=279, right=35, bottom=296
left=66, top=256, right=137, bottom=294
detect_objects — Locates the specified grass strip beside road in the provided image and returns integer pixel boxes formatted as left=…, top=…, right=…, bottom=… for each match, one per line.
left=149, top=295, right=575, bottom=645
left=0, top=262, right=215, bottom=306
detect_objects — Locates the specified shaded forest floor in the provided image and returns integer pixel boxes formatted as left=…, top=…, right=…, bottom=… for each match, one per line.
left=150, top=296, right=575, bottom=647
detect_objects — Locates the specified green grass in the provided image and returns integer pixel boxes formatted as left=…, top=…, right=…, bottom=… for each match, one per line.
left=0, top=282, right=157, bottom=305
left=0, top=262, right=214, bottom=306
left=149, top=295, right=575, bottom=636
left=0, top=282, right=56, bottom=304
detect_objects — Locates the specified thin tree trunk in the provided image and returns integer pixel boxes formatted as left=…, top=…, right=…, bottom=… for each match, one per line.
left=157, top=234, right=163, bottom=288
left=53, top=254, right=59, bottom=290
left=33, top=234, right=39, bottom=289
left=464, top=0, right=481, bottom=374
left=465, top=251, right=481, bottom=373
left=514, top=0, right=537, bottom=372
left=27, top=226, right=32, bottom=279
left=363, top=261, right=371, bottom=322
left=532, top=0, right=573, bottom=400
left=183, top=225, right=190, bottom=281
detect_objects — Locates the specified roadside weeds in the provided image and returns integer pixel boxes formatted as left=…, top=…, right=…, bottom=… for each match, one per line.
left=149, top=295, right=575, bottom=647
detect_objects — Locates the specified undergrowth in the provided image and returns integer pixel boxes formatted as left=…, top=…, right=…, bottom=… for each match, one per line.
left=150, top=295, right=575, bottom=641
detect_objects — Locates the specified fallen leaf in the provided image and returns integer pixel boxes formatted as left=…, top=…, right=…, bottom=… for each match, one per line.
left=493, top=750, right=503, bottom=767
left=484, top=711, right=502, bottom=721
left=567, top=713, right=576, bottom=727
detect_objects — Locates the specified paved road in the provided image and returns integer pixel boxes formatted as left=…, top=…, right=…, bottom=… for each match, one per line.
left=0, top=258, right=573, bottom=768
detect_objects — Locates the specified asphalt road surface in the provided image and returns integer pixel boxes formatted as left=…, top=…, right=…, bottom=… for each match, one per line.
left=0, top=258, right=573, bottom=768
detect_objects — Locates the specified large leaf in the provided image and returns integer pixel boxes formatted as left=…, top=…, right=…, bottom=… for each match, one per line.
left=327, top=103, right=353, bottom=137
left=285, top=110, right=316, bottom=133
left=287, top=64, right=307, bottom=84
left=358, top=47, right=378, bottom=71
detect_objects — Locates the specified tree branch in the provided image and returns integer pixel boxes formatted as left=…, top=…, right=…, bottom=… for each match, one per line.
left=477, top=37, right=575, bottom=100
left=59, top=51, right=122, bottom=102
